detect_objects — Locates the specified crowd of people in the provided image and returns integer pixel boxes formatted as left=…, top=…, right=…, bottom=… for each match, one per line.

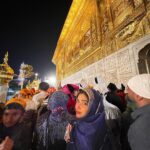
left=0, top=73, right=150, bottom=150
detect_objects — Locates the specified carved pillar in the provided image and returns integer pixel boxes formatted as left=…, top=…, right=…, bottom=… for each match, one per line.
left=95, top=0, right=102, bottom=44
left=106, top=0, right=114, bottom=30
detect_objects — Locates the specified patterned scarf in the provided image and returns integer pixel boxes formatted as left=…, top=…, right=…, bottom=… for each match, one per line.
left=36, top=91, right=72, bottom=150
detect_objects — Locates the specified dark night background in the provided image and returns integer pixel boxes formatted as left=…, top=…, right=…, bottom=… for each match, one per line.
left=0, top=0, right=72, bottom=80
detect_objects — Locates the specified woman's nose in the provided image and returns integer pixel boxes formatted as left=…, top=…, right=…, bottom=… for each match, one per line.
left=75, top=103, right=81, bottom=110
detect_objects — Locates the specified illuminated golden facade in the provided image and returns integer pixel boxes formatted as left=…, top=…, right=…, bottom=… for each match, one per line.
left=53, top=0, right=150, bottom=89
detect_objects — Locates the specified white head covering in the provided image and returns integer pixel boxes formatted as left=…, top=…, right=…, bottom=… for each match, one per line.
left=25, top=100, right=37, bottom=111
left=127, top=74, right=150, bottom=99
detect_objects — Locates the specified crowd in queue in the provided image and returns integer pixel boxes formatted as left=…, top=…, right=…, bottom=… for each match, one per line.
left=0, top=74, right=150, bottom=150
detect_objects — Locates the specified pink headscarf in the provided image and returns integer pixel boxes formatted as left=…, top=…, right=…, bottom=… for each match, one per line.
left=62, top=84, right=79, bottom=97
left=61, top=84, right=79, bottom=115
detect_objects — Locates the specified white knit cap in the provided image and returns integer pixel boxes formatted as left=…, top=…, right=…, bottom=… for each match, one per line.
left=128, top=74, right=150, bottom=99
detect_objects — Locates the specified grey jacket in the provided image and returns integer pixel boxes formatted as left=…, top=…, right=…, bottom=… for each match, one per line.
left=128, top=105, right=150, bottom=150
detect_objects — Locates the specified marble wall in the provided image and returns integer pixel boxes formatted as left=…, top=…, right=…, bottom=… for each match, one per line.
left=61, top=34, right=150, bottom=93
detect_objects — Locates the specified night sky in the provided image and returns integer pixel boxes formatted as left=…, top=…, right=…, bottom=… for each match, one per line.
left=0, top=0, right=72, bottom=80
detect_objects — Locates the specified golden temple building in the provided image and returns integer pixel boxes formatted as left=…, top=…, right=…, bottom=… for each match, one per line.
left=52, top=0, right=150, bottom=91
left=0, top=52, right=14, bottom=102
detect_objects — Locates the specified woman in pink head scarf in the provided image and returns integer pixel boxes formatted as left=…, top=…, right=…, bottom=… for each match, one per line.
left=61, top=84, right=79, bottom=115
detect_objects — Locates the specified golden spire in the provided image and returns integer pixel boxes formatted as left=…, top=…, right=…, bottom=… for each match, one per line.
left=0, top=51, right=14, bottom=85
left=3, top=51, right=8, bottom=65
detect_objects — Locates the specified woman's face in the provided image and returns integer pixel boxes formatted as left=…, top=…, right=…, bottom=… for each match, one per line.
left=75, top=93, right=89, bottom=119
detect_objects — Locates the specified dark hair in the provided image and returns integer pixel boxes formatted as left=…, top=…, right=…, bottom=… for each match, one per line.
left=79, top=84, right=83, bottom=88
left=5, top=103, right=25, bottom=112
left=39, top=82, right=49, bottom=91
left=107, top=83, right=117, bottom=92
left=95, top=77, right=98, bottom=84
left=77, top=89, right=89, bottom=101
left=67, top=84, right=75, bottom=93
left=121, top=84, right=125, bottom=92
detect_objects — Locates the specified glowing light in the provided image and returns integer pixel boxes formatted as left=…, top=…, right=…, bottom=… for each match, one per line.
left=35, top=73, right=38, bottom=79
left=35, top=73, right=38, bottom=76
left=44, top=76, right=56, bottom=86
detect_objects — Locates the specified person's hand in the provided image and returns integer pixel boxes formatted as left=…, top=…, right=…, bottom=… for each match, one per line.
left=64, top=124, right=72, bottom=143
left=0, top=137, right=14, bottom=150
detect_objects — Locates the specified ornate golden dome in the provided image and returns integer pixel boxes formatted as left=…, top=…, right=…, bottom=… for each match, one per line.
left=0, top=52, right=14, bottom=85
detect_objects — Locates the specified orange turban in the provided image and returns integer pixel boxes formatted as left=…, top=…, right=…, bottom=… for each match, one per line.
left=47, top=87, right=56, bottom=94
left=30, top=88, right=35, bottom=95
left=20, top=89, right=29, bottom=95
left=19, top=89, right=34, bottom=97
left=5, top=98, right=26, bottom=108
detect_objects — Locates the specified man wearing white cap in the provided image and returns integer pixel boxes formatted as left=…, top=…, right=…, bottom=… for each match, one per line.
left=127, top=74, right=150, bottom=150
